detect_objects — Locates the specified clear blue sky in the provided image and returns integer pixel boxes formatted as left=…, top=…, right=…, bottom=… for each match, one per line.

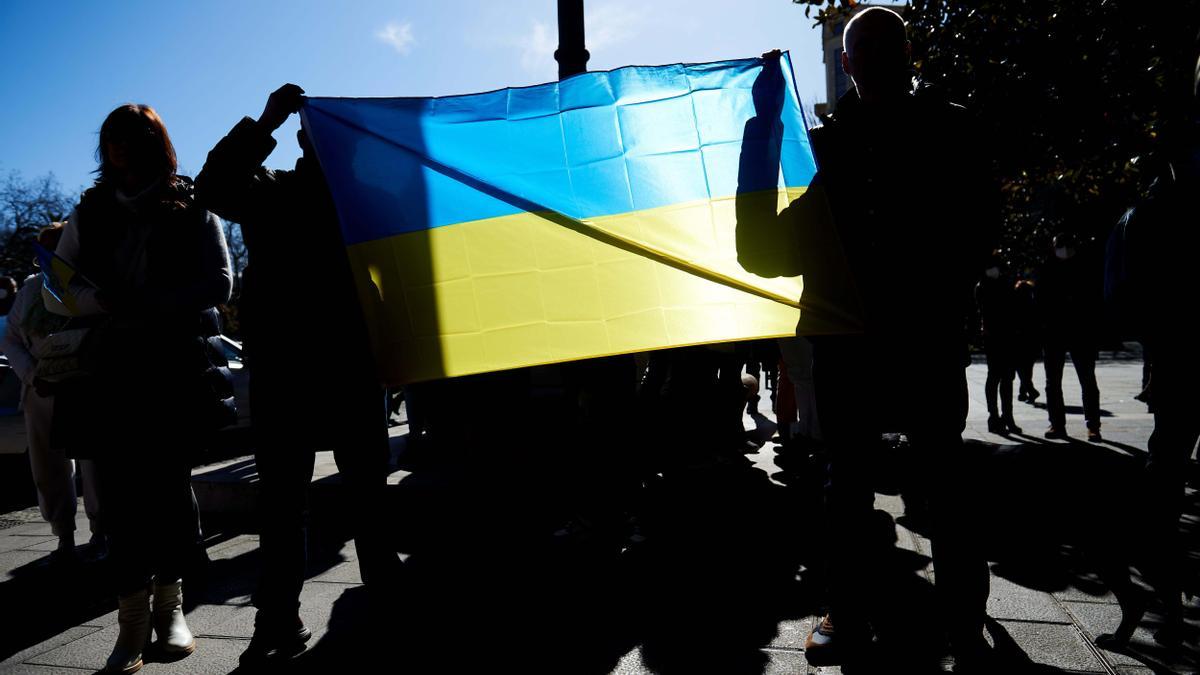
left=0, top=0, right=827, bottom=196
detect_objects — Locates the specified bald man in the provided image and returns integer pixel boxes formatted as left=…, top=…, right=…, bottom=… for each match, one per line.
left=738, top=7, right=998, bottom=669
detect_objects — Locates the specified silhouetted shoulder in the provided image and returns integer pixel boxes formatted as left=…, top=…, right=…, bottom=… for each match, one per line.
left=913, top=82, right=972, bottom=124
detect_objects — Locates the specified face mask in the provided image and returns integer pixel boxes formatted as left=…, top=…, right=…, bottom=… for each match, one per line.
left=985, top=267, right=1000, bottom=280
left=1054, top=247, right=1072, bottom=260
left=0, top=289, right=8, bottom=300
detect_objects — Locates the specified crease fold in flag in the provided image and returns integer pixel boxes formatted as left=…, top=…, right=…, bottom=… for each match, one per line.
left=301, top=51, right=855, bottom=385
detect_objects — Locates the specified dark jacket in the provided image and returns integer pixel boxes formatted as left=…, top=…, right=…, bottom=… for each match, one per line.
left=807, top=86, right=998, bottom=340
left=54, top=177, right=234, bottom=452
left=195, top=117, right=374, bottom=377
left=736, top=78, right=998, bottom=345
left=1035, top=248, right=1103, bottom=341
left=74, top=176, right=230, bottom=333
left=975, top=275, right=1019, bottom=341
left=1106, top=170, right=1196, bottom=348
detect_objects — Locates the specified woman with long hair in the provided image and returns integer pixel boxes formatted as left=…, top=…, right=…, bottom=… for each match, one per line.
left=52, top=104, right=232, bottom=673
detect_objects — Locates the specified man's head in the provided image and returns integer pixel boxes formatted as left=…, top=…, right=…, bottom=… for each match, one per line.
left=984, top=249, right=1005, bottom=279
left=1052, top=233, right=1077, bottom=260
left=841, top=7, right=911, bottom=103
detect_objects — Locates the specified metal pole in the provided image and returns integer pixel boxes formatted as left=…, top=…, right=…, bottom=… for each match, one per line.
left=555, top=0, right=589, bottom=79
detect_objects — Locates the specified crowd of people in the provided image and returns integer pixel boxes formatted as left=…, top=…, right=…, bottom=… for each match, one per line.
left=0, top=6, right=1196, bottom=673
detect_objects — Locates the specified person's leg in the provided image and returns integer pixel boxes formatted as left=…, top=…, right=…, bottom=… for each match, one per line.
left=810, top=339, right=879, bottom=653
left=1043, top=338, right=1068, bottom=433
left=1015, top=348, right=1030, bottom=399
left=1070, top=342, right=1101, bottom=434
left=148, top=454, right=203, bottom=585
left=774, top=360, right=797, bottom=442
left=94, top=454, right=152, bottom=593
left=912, top=362, right=990, bottom=661
left=78, top=459, right=103, bottom=539
left=1017, top=340, right=1039, bottom=401
left=24, top=391, right=78, bottom=550
left=998, top=342, right=1017, bottom=427
left=246, top=366, right=319, bottom=653
left=927, top=438, right=990, bottom=657
left=983, top=343, right=1001, bottom=425
left=144, top=452, right=199, bottom=655
left=100, top=462, right=154, bottom=675
left=779, top=336, right=821, bottom=442
left=330, top=380, right=398, bottom=587
left=717, top=349, right=751, bottom=445
left=243, top=393, right=317, bottom=664
left=253, top=432, right=316, bottom=619
left=1140, top=346, right=1200, bottom=640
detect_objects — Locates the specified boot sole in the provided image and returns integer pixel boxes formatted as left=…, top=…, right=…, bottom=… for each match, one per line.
left=104, top=658, right=143, bottom=674
left=159, top=640, right=196, bottom=655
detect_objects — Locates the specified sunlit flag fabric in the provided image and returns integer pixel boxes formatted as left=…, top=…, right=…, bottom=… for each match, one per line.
left=301, top=52, right=851, bottom=385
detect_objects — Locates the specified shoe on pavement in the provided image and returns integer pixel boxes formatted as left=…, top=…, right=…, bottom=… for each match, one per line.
left=152, top=579, right=196, bottom=657
left=986, top=416, right=1006, bottom=435
left=804, top=614, right=839, bottom=666
left=804, top=614, right=876, bottom=667
left=1044, top=426, right=1068, bottom=440
left=82, top=534, right=109, bottom=563
left=1002, top=417, right=1023, bottom=435
left=1087, top=428, right=1103, bottom=443
left=105, top=586, right=151, bottom=674
left=240, top=614, right=312, bottom=666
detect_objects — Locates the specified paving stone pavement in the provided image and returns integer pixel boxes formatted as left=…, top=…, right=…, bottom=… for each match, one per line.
left=1, top=353, right=1196, bottom=674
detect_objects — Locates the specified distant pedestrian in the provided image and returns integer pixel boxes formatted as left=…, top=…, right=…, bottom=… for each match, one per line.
left=1012, top=277, right=1041, bottom=404
left=1036, top=233, right=1103, bottom=441
left=975, top=251, right=1022, bottom=435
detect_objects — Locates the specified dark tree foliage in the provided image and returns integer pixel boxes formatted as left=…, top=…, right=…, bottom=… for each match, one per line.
left=793, top=0, right=1200, bottom=270
left=0, top=171, right=75, bottom=282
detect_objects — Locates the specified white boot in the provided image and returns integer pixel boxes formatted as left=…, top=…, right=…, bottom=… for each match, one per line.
left=152, top=578, right=196, bottom=656
left=105, top=587, right=151, bottom=673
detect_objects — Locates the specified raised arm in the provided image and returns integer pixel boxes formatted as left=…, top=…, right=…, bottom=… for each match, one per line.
left=734, top=52, right=800, bottom=279
left=194, top=84, right=305, bottom=224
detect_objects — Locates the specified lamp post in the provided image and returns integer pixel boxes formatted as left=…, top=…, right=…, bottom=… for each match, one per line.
left=554, top=0, right=589, bottom=79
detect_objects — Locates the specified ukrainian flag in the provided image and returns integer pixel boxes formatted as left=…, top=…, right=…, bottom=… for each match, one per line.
left=34, top=243, right=80, bottom=316
left=302, top=52, right=840, bottom=385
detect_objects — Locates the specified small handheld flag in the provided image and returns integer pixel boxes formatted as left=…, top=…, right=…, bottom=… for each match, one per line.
left=35, top=243, right=83, bottom=316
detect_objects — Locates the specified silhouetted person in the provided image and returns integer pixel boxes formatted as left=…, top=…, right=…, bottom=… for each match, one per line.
left=737, top=8, right=996, bottom=668
left=1012, top=277, right=1041, bottom=403
left=52, top=103, right=231, bottom=673
left=0, top=223, right=104, bottom=564
left=1100, top=70, right=1200, bottom=645
left=196, top=84, right=399, bottom=666
left=975, top=251, right=1021, bottom=435
left=1036, top=232, right=1103, bottom=441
